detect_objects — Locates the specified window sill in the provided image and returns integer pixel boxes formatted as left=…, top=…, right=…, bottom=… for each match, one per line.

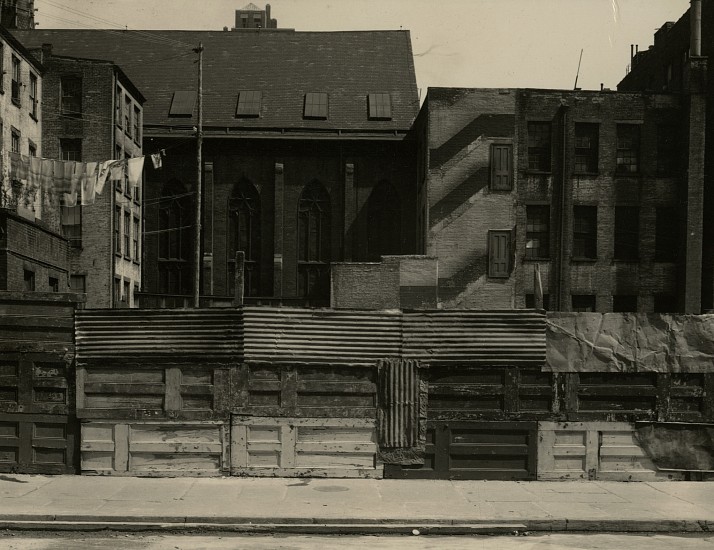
left=571, top=257, right=597, bottom=263
left=133, top=260, right=140, bottom=266
left=524, top=170, right=552, bottom=176
left=29, top=113, right=38, bottom=123
left=489, top=186, right=513, bottom=192
left=11, top=98, right=20, bottom=108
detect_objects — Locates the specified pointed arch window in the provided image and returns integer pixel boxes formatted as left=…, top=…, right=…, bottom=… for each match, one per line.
left=228, top=179, right=261, bottom=297
left=367, top=181, right=402, bottom=261
left=297, top=181, right=331, bottom=299
left=157, top=179, right=193, bottom=295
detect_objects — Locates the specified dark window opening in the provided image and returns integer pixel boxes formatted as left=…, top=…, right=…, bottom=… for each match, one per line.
left=61, top=202, right=82, bottom=248
left=60, top=76, right=82, bottom=117
left=303, top=92, right=328, bottom=119
left=572, top=294, right=596, bottom=312
left=614, top=206, right=639, bottom=261
left=11, top=56, right=20, bottom=105
left=123, top=211, right=131, bottom=258
left=114, top=207, right=121, bottom=255
left=574, top=123, right=599, bottom=173
left=169, top=91, right=196, bottom=117
left=236, top=90, right=262, bottom=117
left=368, top=93, right=392, bottom=120
left=29, top=73, right=37, bottom=118
left=11, top=128, right=20, bottom=153
left=527, top=122, right=551, bottom=171
left=616, top=124, right=640, bottom=174
left=158, top=179, right=193, bottom=295
left=70, top=274, right=85, bottom=293
left=613, top=295, right=638, bottom=312
left=298, top=181, right=331, bottom=298
left=654, top=294, right=677, bottom=313
left=525, top=293, right=550, bottom=310
left=656, top=125, right=678, bottom=175
left=573, top=205, right=597, bottom=259
left=48, top=277, right=59, bottom=293
left=655, top=207, right=678, bottom=262
left=133, top=217, right=140, bottom=261
left=526, top=205, right=549, bottom=259
left=23, top=269, right=35, bottom=291
left=228, top=179, right=261, bottom=297
left=59, top=139, right=81, bottom=162
left=367, top=181, right=402, bottom=260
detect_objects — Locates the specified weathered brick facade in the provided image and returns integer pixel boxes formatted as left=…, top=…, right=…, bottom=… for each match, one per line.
left=35, top=50, right=144, bottom=308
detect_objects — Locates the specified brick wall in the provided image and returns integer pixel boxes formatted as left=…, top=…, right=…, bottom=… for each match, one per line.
left=424, top=88, right=517, bottom=309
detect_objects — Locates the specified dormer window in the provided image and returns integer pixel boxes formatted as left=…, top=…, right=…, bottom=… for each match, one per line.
left=368, top=93, right=391, bottom=120
left=169, top=90, right=196, bottom=117
left=236, top=90, right=262, bottom=117
left=303, top=92, right=328, bottom=119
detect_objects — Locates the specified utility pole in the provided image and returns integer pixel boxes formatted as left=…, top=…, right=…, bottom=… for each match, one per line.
left=193, top=42, right=204, bottom=308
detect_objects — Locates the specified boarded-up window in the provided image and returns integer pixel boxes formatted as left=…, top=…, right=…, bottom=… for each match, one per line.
left=368, top=93, right=392, bottom=120
left=169, top=91, right=196, bottom=117
left=488, top=230, right=511, bottom=278
left=236, top=90, right=262, bottom=117
left=490, top=144, right=512, bottom=190
left=304, top=92, right=328, bottom=119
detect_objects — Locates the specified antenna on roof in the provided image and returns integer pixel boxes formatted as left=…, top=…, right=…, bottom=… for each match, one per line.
left=573, top=48, right=583, bottom=90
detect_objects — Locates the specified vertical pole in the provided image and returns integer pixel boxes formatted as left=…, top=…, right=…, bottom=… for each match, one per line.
left=193, top=42, right=204, bottom=308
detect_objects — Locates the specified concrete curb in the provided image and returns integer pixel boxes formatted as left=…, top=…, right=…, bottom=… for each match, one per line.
left=0, top=517, right=711, bottom=534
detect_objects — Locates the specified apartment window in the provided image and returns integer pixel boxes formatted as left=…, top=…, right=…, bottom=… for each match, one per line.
left=133, top=106, right=140, bottom=141
left=367, top=93, right=392, bottom=120
left=297, top=181, right=331, bottom=298
left=614, top=206, right=639, bottom=261
left=114, top=207, right=121, bottom=254
left=11, top=56, right=20, bottom=105
left=572, top=294, right=596, bottom=312
left=11, top=128, right=20, bottom=153
left=656, top=125, right=677, bottom=175
left=59, top=139, right=81, bottom=162
left=48, top=277, right=59, bottom=292
left=488, top=229, right=511, bottom=278
left=655, top=207, right=678, bottom=262
left=60, top=202, right=82, bottom=248
left=613, top=295, right=638, bottom=312
left=113, top=278, right=121, bottom=304
left=29, top=73, right=37, bottom=119
left=303, top=92, right=328, bottom=119
left=23, top=269, right=35, bottom=291
left=115, top=145, right=123, bottom=192
left=124, top=152, right=131, bottom=196
left=28, top=141, right=36, bottom=157
left=235, top=90, right=262, bottom=117
left=616, top=124, right=640, bottom=174
left=70, top=274, right=86, bottom=293
left=123, top=280, right=130, bottom=304
left=527, top=122, right=551, bottom=171
left=124, top=96, right=131, bottom=136
left=490, top=144, right=512, bottom=190
left=133, top=216, right=140, bottom=261
left=573, top=205, right=597, bottom=259
left=115, top=85, right=122, bottom=126
left=525, top=205, right=549, bottom=259
left=654, top=294, right=677, bottom=313
left=574, top=123, right=599, bottom=173
left=60, top=76, right=82, bottom=117
left=525, top=293, right=550, bottom=310
left=123, top=211, right=131, bottom=258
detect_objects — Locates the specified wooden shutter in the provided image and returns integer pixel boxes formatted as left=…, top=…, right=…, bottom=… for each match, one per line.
left=489, top=230, right=511, bottom=277
left=491, top=144, right=512, bottom=190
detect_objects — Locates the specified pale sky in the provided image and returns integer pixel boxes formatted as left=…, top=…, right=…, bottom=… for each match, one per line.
left=35, top=0, right=690, bottom=96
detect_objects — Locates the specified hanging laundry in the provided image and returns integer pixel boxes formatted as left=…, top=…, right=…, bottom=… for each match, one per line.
left=28, top=157, right=42, bottom=189
left=9, top=152, right=28, bottom=181
left=63, top=190, right=78, bottom=208
left=150, top=152, right=163, bottom=169
left=126, top=157, right=145, bottom=188
left=40, top=158, right=54, bottom=193
left=109, top=160, right=125, bottom=181
left=94, top=160, right=115, bottom=196
left=81, top=162, right=98, bottom=206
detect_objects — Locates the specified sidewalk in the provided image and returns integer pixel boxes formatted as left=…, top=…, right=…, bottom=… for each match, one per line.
left=0, top=475, right=712, bottom=534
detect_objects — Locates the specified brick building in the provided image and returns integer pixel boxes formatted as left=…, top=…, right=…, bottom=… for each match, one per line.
left=30, top=46, right=145, bottom=308
left=618, top=0, right=711, bottom=312
left=232, top=3, right=277, bottom=30
left=14, top=29, right=418, bottom=305
left=417, top=86, right=697, bottom=313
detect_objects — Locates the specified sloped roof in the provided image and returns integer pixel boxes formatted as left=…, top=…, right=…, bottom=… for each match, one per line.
left=13, top=29, right=419, bottom=134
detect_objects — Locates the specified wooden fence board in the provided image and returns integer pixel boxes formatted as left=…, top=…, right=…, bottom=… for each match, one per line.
left=230, top=417, right=380, bottom=478
left=537, top=421, right=679, bottom=481
left=0, top=354, right=72, bottom=415
left=0, top=413, right=77, bottom=474
left=77, top=364, right=232, bottom=420
left=81, top=421, right=228, bottom=476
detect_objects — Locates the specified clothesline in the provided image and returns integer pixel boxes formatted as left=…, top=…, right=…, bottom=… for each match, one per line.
left=4, top=150, right=165, bottom=207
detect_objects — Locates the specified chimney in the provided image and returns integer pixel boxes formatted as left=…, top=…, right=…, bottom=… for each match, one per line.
left=691, top=0, right=702, bottom=56
left=630, top=44, right=634, bottom=61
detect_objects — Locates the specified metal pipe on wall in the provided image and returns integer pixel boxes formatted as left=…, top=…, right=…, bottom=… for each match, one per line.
left=691, top=0, right=702, bottom=57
